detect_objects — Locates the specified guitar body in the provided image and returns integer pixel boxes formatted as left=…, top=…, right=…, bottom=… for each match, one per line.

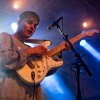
left=17, top=55, right=63, bottom=85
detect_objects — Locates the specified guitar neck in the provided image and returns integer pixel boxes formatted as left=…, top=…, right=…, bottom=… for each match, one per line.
left=47, top=33, right=88, bottom=57
left=70, top=32, right=85, bottom=44
left=47, top=41, right=66, bottom=57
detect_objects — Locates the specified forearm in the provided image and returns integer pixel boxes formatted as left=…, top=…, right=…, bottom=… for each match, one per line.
left=0, top=49, right=27, bottom=70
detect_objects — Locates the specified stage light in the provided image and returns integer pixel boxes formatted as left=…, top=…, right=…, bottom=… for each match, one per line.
left=42, top=74, right=74, bottom=100
left=11, top=22, right=18, bottom=32
left=42, top=74, right=64, bottom=94
left=13, top=0, right=22, bottom=10
left=13, top=4, right=19, bottom=9
left=82, top=18, right=95, bottom=29
left=80, top=39, right=100, bottom=61
left=80, top=40, right=86, bottom=46
left=83, top=22, right=88, bottom=28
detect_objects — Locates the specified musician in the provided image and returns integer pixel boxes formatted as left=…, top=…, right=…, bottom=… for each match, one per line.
left=0, top=11, right=47, bottom=100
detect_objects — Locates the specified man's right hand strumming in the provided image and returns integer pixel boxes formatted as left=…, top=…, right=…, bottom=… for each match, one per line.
left=25, top=45, right=47, bottom=57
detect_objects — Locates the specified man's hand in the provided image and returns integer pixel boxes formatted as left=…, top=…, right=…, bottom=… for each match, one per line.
left=25, top=45, right=47, bottom=56
left=61, top=41, right=71, bottom=50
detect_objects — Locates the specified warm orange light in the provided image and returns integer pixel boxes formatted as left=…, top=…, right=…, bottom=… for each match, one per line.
left=83, top=22, right=88, bottom=28
left=13, top=3, right=19, bottom=9
left=82, top=18, right=95, bottom=29
left=13, top=0, right=21, bottom=10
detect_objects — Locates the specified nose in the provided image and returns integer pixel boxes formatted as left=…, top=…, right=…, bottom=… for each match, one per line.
left=31, top=23, right=37, bottom=29
left=30, top=25, right=35, bottom=31
left=30, top=26, right=34, bottom=30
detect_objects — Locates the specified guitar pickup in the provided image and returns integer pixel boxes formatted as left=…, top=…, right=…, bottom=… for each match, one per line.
left=27, top=61, right=35, bottom=69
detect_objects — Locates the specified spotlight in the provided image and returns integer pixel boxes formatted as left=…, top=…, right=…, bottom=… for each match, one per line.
left=83, top=22, right=88, bottom=28
left=80, top=39, right=100, bottom=61
left=80, top=40, right=86, bottom=46
left=11, top=22, right=18, bottom=32
left=13, top=4, right=19, bottom=9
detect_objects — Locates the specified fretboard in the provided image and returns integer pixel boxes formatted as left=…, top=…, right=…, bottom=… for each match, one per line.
left=47, top=32, right=93, bottom=57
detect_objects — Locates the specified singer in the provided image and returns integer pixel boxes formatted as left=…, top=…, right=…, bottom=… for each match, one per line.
left=0, top=11, right=65, bottom=100
left=0, top=11, right=47, bottom=100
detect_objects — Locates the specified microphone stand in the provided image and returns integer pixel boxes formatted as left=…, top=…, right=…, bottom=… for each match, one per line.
left=54, top=23, right=92, bottom=100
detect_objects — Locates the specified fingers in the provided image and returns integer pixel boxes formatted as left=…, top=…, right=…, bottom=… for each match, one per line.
left=39, top=45, right=47, bottom=54
left=31, top=45, right=47, bottom=54
left=25, top=45, right=47, bottom=56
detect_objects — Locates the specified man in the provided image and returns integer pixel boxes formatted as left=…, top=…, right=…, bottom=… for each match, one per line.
left=0, top=11, right=47, bottom=100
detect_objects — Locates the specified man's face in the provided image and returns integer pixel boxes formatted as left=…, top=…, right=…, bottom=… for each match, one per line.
left=18, top=17, right=39, bottom=38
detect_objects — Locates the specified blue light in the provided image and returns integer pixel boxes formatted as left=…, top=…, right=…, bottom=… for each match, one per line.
left=80, top=40, right=86, bottom=46
left=80, top=39, right=100, bottom=61
left=41, top=74, right=75, bottom=100
left=11, top=22, right=18, bottom=32
left=42, top=74, right=64, bottom=94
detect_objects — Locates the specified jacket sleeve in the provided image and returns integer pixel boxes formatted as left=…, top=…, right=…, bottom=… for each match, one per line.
left=0, top=33, right=27, bottom=70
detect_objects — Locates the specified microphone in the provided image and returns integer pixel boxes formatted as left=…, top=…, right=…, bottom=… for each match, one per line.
left=48, top=17, right=63, bottom=30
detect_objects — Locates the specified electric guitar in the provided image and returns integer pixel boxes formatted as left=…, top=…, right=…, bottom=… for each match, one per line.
left=16, top=29, right=99, bottom=85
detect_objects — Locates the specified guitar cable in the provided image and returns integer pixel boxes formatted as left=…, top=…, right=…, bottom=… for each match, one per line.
left=31, top=72, right=35, bottom=100
left=27, top=59, right=36, bottom=100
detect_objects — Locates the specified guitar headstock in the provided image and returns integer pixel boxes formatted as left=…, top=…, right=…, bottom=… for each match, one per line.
left=82, top=29, right=99, bottom=37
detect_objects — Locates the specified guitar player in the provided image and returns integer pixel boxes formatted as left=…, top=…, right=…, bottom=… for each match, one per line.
left=0, top=11, right=47, bottom=100
left=0, top=10, right=65, bottom=100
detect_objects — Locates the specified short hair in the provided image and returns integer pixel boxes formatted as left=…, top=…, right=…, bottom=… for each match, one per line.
left=18, top=11, right=40, bottom=23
